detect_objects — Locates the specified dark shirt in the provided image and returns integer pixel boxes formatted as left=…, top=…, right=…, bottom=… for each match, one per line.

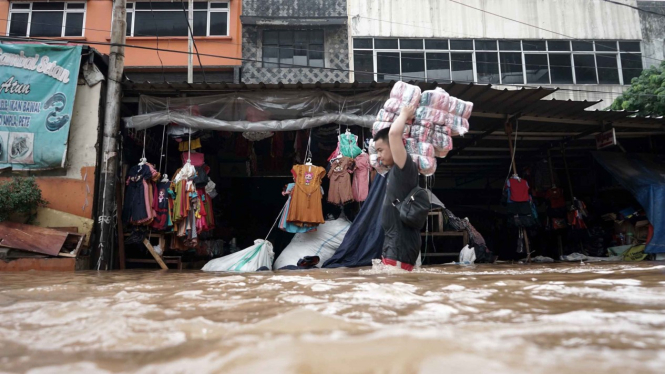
left=381, top=154, right=421, bottom=265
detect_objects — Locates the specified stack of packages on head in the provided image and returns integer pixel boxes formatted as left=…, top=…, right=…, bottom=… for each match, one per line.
left=371, top=82, right=474, bottom=176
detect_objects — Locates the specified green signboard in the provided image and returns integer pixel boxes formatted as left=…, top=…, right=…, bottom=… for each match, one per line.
left=0, top=44, right=82, bottom=170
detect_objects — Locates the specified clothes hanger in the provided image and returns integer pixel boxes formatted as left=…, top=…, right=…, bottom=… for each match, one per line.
left=161, top=173, right=169, bottom=182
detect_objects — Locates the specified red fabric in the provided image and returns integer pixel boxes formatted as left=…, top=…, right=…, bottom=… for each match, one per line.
left=181, top=151, right=205, bottom=167
left=506, top=178, right=530, bottom=202
left=545, top=187, right=566, bottom=209
left=382, top=257, right=414, bottom=271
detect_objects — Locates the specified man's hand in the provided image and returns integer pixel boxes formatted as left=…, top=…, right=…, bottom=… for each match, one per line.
left=399, top=104, right=416, bottom=121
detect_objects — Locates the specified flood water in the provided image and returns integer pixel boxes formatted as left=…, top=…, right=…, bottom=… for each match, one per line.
left=1, top=262, right=664, bottom=373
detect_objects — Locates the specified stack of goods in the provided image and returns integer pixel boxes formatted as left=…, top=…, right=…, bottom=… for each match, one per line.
left=373, top=82, right=474, bottom=176
left=170, top=147, right=216, bottom=249
left=122, top=161, right=161, bottom=226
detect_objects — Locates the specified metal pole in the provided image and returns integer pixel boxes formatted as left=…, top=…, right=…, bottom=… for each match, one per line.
left=187, top=0, right=194, bottom=83
left=96, top=0, right=126, bottom=270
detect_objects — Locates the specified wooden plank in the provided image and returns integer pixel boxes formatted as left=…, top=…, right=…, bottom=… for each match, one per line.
left=0, top=257, right=76, bottom=272
left=58, top=233, right=85, bottom=258
left=142, top=238, right=168, bottom=270
left=49, top=227, right=79, bottom=233
left=0, top=221, right=69, bottom=256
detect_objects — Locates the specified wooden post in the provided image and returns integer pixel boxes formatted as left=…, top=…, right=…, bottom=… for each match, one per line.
left=95, top=0, right=127, bottom=270
left=504, top=118, right=517, bottom=174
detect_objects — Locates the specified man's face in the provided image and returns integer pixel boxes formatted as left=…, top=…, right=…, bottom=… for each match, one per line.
left=374, top=138, right=393, bottom=166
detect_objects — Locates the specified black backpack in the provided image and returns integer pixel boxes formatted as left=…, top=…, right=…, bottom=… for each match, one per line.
left=393, top=186, right=431, bottom=229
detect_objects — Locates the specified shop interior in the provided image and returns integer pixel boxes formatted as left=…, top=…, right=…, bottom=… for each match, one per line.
left=115, top=81, right=665, bottom=270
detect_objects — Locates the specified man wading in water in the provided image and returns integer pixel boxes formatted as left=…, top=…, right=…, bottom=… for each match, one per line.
left=373, top=104, right=420, bottom=271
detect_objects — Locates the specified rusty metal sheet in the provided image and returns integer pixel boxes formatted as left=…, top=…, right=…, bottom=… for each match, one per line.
left=0, top=221, right=69, bottom=256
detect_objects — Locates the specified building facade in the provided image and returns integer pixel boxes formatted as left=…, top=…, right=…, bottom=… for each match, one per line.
left=1, top=0, right=243, bottom=82
left=347, top=0, right=659, bottom=107
left=240, top=0, right=350, bottom=84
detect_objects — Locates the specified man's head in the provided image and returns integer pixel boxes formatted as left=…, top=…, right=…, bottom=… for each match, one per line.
left=373, top=128, right=393, bottom=166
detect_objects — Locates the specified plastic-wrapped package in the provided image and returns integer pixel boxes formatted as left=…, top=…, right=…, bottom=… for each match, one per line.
left=432, top=128, right=453, bottom=157
left=376, top=109, right=398, bottom=123
left=416, top=106, right=448, bottom=124
left=444, top=114, right=470, bottom=136
left=273, top=218, right=351, bottom=269
left=410, top=124, right=435, bottom=143
left=420, top=88, right=450, bottom=111
left=390, top=81, right=422, bottom=108
left=405, top=139, right=435, bottom=158
left=411, top=154, right=437, bottom=176
left=448, top=96, right=474, bottom=119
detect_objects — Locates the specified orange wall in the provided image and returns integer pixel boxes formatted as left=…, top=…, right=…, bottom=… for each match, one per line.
left=1, top=0, right=242, bottom=68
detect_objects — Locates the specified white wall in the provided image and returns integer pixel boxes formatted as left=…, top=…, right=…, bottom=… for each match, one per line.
left=66, top=81, right=102, bottom=179
left=349, top=0, right=642, bottom=40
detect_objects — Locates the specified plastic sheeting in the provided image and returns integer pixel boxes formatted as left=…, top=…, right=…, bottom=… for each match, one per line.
left=124, top=90, right=390, bottom=132
left=592, top=152, right=665, bottom=254
left=273, top=217, right=351, bottom=269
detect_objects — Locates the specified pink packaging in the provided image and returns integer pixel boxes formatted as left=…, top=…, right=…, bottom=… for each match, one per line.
left=390, top=81, right=422, bottom=108
left=376, top=109, right=397, bottom=123
left=420, top=88, right=450, bottom=111
left=448, top=96, right=474, bottom=119
left=411, top=154, right=437, bottom=176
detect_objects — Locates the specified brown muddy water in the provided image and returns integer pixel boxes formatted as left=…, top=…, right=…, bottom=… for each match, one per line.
left=1, top=262, right=664, bottom=374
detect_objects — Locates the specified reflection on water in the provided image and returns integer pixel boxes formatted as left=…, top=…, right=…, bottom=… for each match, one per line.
left=1, top=263, right=665, bottom=373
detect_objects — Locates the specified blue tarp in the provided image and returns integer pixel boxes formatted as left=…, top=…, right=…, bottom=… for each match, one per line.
left=592, top=152, right=665, bottom=254
left=323, top=174, right=387, bottom=268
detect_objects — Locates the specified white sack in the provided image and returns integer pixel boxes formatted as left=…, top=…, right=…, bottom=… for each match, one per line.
left=459, top=245, right=476, bottom=264
left=274, top=218, right=351, bottom=269
left=202, top=239, right=274, bottom=272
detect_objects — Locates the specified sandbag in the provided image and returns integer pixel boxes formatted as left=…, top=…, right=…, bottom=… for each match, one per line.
left=202, top=239, right=274, bottom=272
left=274, top=217, right=351, bottom=269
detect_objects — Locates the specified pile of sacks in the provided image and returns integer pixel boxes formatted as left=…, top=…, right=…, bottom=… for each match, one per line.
left=371, top=82, right=474, bottom=176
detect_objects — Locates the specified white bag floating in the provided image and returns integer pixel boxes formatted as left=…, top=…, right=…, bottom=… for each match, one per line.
left=202, top=239, right=274, bottom=272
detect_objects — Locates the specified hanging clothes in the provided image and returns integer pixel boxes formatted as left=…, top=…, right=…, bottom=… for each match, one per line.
left=506, top=177, right=530, bottom=202
left=339, top=132, right=362, bottom=159
left=181, top=151, right=205, bottom=167
left=122, top=164, right=155, bottom=225
left=287, top=164, right=326, bottom=225
left=328, top=156, right=355, bottom=206
left=352, top=152, right=370, bottom=202
left=178, top=138, right=202, bottom=152
left=545, top=187, right=566, bottom=209
left=150, top=181, right=173, bottom=231
left=280, top=183, right=318, bottom=233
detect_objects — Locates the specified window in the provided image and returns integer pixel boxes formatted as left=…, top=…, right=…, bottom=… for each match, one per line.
left=351, top=38, right=642, bottom=85
left=263, top=30, right=323, bottom=68
left=8, top=2, right=85, bottom=37
left=125, top=2, right=229, bottom=37
left=525, top=54, right=549, bottom=84
left=574, top=54, right=597, bottom=84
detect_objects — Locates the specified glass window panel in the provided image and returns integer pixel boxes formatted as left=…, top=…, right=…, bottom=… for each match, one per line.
left=310, top=30, right=324, bottom=44
left=9, top=13, right=29, bottom=37
left=596, top=41, right=617, bottom=51
left=500, top=52, right=524, bottom=84
left=499, top=40, right=521, bottom=51
left=33, top=2, right=65, bottom=10
left=279, top=31, right=294, bottom=45
left=475, top=52, right=499, bottom=84
left=193, top=11, right=207, bottom=36
left=619, top=41, right=641, bottom=52
left=126, top=12, right=132, bottom=36
left=136, top=3, right=184, bottom=10
left=426, top=52, right=450, bottom=82
left=193, top=3, right=208, bottom=10
left=263, top=46, right=279, bottom=67
left=294, top=41, right=308, bottom=66
left=353, top=51, right=374, bottom=82
left=451, top=52, right=473, bottom=82
left=525, top=54, right=549, bottom=84
left=573, top=54, right=597, bottom=84
left=209, top=11, right=228, bottom=35
left=11, top=4, right=31, bottom=9
left=596, top=54, right=620, bottom=84
left=549, top=54, right=573, bottom=83
left=309, top=44, right=324, bottom=68
left=126, top=3, right=134, bottom=9
left=135, top=12, right=189, bottom=37
left=353, top=38, right=372, bottom=49
left=548, top=41, right=570, bottom=51
left=400, top=39, right=423, bottom=49
left=572, top=41, right=594, bottom=51
left=64, top=13, right=84, bottom=36
left=67, top=3, right=86, bottom=9
left=425, top=39, right=448, bottom=50
left=401, top=52, right=425, bottom=80
left=475, top=40, right=497, bottom=50
left=264, top=31, right=278, bottom=45
left=377, top=52, right=400, bottom=82
left=375, top=39, right=398, bottom=49
left=450, top=39, right=473, bottom=50
left=30, top=12, right=64, bottom=37
left=294, top=31, right=308, bottom=43
left=210, top=2, right=229, bottom=8
left=621, top=53, right=643, bottom=84
left=280, top=47, right=294, bottom=67
left=523, top=40, right=546, bottom=51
